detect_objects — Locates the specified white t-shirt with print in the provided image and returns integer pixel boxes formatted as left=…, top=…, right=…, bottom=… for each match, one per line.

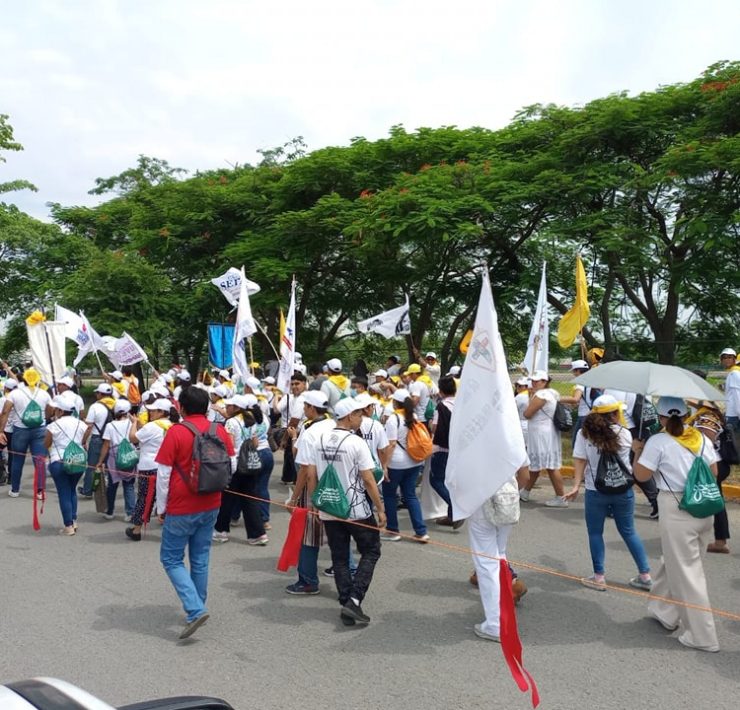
left=8, top=386, right=52, bottom=429
left=572, top=425, right=632, bottom=491
left=135, top=420, right=170, bottom=470
left=385, top=412, right=419, bottom=469
left=359, top=416, right=389, bottom=463
left=308, top=428, right=375, bottom=521
left=47, top=416, right=86, bottom=464
left=638, top=432, right=719, bottom=491
left=295, top=418, right=336, bottom=466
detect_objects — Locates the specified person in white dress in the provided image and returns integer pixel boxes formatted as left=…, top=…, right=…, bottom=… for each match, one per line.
left=519, top=370, right=566, bottom=507
left=513, top=378, right=530, bottom=442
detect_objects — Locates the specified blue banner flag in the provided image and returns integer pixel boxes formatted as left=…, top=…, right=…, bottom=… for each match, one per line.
left=208, top=323, right=235, bottom=369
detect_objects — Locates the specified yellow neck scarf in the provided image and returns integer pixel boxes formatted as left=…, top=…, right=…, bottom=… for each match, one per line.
left=668, top=426, right=703, bottom=454
left=328, top=374, right=349, bottom=391
left=100, top=396, right=116, bottom=409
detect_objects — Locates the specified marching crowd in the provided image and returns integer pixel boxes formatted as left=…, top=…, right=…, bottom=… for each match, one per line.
left=0, top=346, right=737, bottom=648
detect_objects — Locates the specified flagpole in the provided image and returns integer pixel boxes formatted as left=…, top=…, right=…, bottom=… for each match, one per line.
left=41, top=321, right=59, bottom=391
left=248, top=338, right=255, bottom=376
left=254, top=319, right=280, bottom=361
left=530, top=335, right=539, bottom=375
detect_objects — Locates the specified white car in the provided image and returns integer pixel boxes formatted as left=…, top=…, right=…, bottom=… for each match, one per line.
left=0, top=678, right=234, bottom=710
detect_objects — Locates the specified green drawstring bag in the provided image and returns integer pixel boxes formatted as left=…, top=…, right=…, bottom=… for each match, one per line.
left=679, top=441, right=724, bottom=518
left=371, top=455, right=383, bottom=484
left=115, top=430, right=139, bottom=472
left=22, top=397, right=44, bottom=428
left=311, top=433, right=352, bottom=519
left=54, top=421, right=87, bottom=474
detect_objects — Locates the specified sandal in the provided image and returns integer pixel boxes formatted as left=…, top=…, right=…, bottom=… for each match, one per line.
left=706, top=542, right=730, bottom=554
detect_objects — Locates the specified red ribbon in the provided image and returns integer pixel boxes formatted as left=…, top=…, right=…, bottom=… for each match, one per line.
left=499, top=560, right=540, bottom=708
left=32, top=456, right=45, bottom=531
left=276, top=507, right=308, bottom=572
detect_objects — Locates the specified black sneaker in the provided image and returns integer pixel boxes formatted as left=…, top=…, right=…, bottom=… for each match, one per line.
left=125, top=527, right=141, bottom=541
left=340, top=613, right=356, bottom=626
left=649, top=505, right=659, bottom=520
left=324, top=567, right=335, bottom=577
left=285, top=582, right=320, bottom=595
left=341, top=599, right=370, bottom=624
left=77, top=486, right=93, bottom=499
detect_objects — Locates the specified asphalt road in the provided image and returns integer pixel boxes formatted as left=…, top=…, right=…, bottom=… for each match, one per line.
left=1, top=461, right=739, bottom=710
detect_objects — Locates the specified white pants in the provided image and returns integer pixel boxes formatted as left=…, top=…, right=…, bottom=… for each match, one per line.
left=468, top=505, right=513, bottom=636
left=648, top=492, right=719, bottom=651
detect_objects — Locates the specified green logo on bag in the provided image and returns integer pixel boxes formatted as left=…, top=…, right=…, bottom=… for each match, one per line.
left=22, top=399, right=44, bottom=428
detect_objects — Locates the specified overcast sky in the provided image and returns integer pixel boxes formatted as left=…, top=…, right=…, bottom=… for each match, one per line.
left=1, top=0, right=738, bottom=221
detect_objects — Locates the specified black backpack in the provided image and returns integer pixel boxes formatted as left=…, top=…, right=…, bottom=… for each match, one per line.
left=174, top=422, right=231, bottom=494
left=594, top=451, right=634, bottom=494
left=552, top=402, right=573, bottom=432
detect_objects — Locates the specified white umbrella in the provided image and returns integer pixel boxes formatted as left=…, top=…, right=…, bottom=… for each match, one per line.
left=574, top=361, right=725, bottom=401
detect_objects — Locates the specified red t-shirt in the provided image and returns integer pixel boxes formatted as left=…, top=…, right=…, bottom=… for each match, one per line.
left=155, top=414, right=234, bottom=515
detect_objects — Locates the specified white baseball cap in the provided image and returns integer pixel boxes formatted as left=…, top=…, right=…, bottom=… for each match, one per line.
left=656, top=396, right=688, bottom=417
left=114, top=399, right=131, bottom=414
left=326, top=358, right=342, bottom=373
left=354, top=393, right=375, bottom=409
left=223, top=394, right=252, bottom=410
left=392, top=388, right=411, bottom=402
left=334, top=398, right=365, bottom=419
left=218, top=369, right=230, bottom=379
left=95, top=383, right=113, bottom=395
left=262, top=376, right=276, bottom=385
left=720, top=348, right=737, bottom=357
left=446, top=366, right=461, bottom=377
left=52, top=391, right=78, bottom=411
left=570, top=359, right=589, bottom=371
left=3, top=379, right=18, bottom=391
left=210, top=385, right=230, bottom=398
left=245, top=376, right=261, bottom=391
left=425, top=352, right=437, bottom=360
left=373, top=369, right=388, bottom=379
left=515, top=377, right=530, bottom=387
left=146, top=398, right=173, bottom=412
left=150, top=383, right=169, bottom=397
left=57, top=376, right=75, bottom=388
left=530, top=370, right=549, bottom=381
left=303, top=390, right=329, bottom=408
left=109, top=370, right=123, bottom=380
left=177, top=370, right=191, bottom=382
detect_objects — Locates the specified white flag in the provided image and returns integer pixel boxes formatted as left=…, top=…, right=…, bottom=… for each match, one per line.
left=211, top=267, right=261, bottom=307
left=357, top=296, right=411, bottom=338
left=523, top=262, right=549, bottom=376
left=26, top=321, right=67, bottom=385
left=114, top=332, right=149, bottom=366
left=446, top=271, right=528, bottom=521
left=54, top=305, right=105, bottom=367
left=232, top=266, right=257, bottom=382
left=276, top=280, right=297, bottom=394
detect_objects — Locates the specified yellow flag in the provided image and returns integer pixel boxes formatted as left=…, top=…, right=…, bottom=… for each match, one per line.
left=557, top=255, right=590, bottom=348
left=459, top=329, right=473, bottom=354
left=279, top=309, right=286, bottom=348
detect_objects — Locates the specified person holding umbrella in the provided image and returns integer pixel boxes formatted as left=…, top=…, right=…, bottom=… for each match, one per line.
left=633, top=396, right=720, bottom=653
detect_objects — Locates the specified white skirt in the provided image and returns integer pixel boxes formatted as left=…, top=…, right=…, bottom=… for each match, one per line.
left=527, top=420, right=562, bottom=471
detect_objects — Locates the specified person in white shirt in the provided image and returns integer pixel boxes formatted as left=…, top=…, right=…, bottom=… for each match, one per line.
left=172, top=370, right=192, bottom=401
left=0, top=368, right=53, bottom=497
left=125, top=398, right=175, bottom=541
left=56, top=376, right=85, bottom=418
left=402, top=364, right=431, bottom=422
left=382, top=389, right=429, bottom=542
left=300, top=397, right=385, bottom=625
left=519, top=370, right=566, bottom=507
left=634, top=396, right=720, bottom=653
left=96, top=399, right=137, bottom=521
left=0, top=379, right=19, bottom=484
left=513, top=377, right=530, bottom=442
left=320, top=358, right=352, bottom=412
left=720, top=347, right=740, bottom=443
left=354, top=393, right=391, bottom=482
left=79, top=383, right=116, bottom=497
left=563, top=395, right=652, bottom=592
left=44, top=391, right=87, bottom=535
left=274, top=372, right=308, bottom=484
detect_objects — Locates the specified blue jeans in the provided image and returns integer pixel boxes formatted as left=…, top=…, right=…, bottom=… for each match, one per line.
left=10, top=425, right=47, bottom=493
left=429, top=451, right=452, bottom=518
left=256, top=448, right=274, bottom=522
left=49, top=461, right=83, bottom=527
left=297, top=544, right=319, bottom=586
left=80, top=435, right=103, bottom=495
left=106, top=474, right=136, bottom=517
left=584, top=488, right=650, bottom=575
left=160, top=508, right=219, bottom=622
left=382, top=464, right=427, bottom=535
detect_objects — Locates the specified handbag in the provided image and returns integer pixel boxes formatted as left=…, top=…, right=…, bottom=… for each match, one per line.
left=483, top=478, right=520, bottom=526
left=237, top=429, right=262, bottom=475
left=93, top=468, right=108, bottom=514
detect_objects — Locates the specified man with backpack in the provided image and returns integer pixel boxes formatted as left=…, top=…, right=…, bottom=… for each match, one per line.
left=320, top=358, right=352, bottom=412
left=79, top=383, right=116, bottom=498
left=302, top=397, right=386, bottom=625
left=155, top=386, right=236, bottom=639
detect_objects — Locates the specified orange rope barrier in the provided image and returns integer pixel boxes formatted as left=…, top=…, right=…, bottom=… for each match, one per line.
left=4, top=444, right=740, bottom=622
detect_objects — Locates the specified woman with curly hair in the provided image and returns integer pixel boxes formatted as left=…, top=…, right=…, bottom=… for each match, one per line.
left=564, top=394, right=652, bottom=592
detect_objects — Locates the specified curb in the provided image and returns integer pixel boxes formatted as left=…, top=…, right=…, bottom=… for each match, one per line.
left=558, top=466, right=740, bottom=502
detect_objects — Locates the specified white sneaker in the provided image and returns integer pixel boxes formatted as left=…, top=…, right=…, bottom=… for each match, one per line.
left=544, top=497, right=568, bottom=508
left=101, top=513, right=114, bottom=520
left=212, top=531, right=230, bottom=543
left=123, top=515, right=132, bottom=523
left=473, top=623, right=500, bottom=642
left=8, top=490, right=20, bottom=498
left=519, top=489, right=530, bottom=502
left=381, top=532, right=402, bottom=541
